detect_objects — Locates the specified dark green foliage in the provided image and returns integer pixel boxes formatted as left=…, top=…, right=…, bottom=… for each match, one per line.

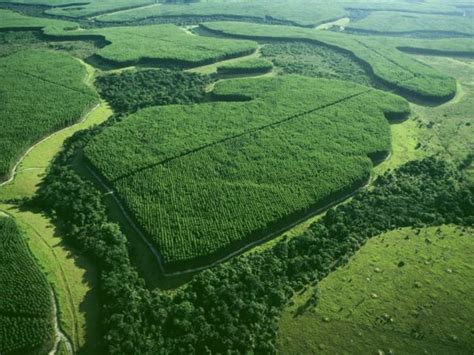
left=0, top=217, right=55, bottom=354
left=261, top=41, right=374, bottom=86
left=95, top=69, right=213, bottom=113
left=216, top=58, right=273, bottom=75
left=38, top=133, right=474, bottom=353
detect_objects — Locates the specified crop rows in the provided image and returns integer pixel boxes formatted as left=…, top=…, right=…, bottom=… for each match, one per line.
left=0, top=217, right=54, bottom=354
left=85, top=76, right=409, bottom=265
left=0, top=49, right=97, bottom=181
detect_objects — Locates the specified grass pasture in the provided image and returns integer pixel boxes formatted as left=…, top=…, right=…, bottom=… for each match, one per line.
left=84, top=75, right=409, bottom=268
left=347, top=11, right=474, bottom=37
left=0, top=49, right=98, bottom=182
left=44, top=24, right=258, bottom=68
left=200, top=21, right=470, bottom=102
left=278, top=225, right=474, bottom=354
left=0, top=217, right=55, bottom=355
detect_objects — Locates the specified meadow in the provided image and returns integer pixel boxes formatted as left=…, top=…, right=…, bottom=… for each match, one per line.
left=84, top=75, right=409, bottom=266
left=0, top=8, right=76, bottom=30
left=201, top=21, right=470, bottom=102
left=347, top=11, right=474, bottom=37
left=278, top=225, right=474, bottom=353
left=0, top=49, right=97, bottom=181
left=0, top=217, right=55, bottom=354
left=45, top=24, right=258, bottom=68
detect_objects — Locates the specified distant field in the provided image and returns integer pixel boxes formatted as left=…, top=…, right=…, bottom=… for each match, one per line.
left=0, top=49, right=97, bottom=181
left=201, top=21, right=469, bottom=102
left=347, top=11, right=474, bottom=37
left=84, top=75, right=409, bottom=267
left=261, top=41, right=374, bottom=86
left=0, top=217, right=55, bottom=354
left=0, top=8, right=76, bottom=30
left=45, top=24, right=257, bottom=68
left=95, top=1, right=347, bottom=27
left=278, top=225, right=474, bottom=354
left=43, top=0, right=155, bottom=18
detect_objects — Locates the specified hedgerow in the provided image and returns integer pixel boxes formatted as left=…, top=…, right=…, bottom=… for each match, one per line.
left=84, top=75, right=409, bottom=266
left=0, top=49, right=98, bottom=181
left=0, top=217, right=55, bottom=354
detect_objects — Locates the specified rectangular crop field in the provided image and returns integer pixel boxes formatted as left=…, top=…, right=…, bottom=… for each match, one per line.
left=85, top=75, right=409, bottom=267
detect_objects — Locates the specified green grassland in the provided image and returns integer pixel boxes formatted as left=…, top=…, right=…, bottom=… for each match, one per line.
left=44, top=24, right=258, bottom=68
left=95, top=1, right=348, bottom=27
left=84, top=75, right=408, bottom=267
left=0, top=217, right=55, bottom=354
left=347, top=11, right=474, bottom=37
left=0, top=49, right=98, bottom=182
left=216, top=57, right=273, bottom=75
left=345, top=2, right=462, bottom=15
left=200, top=21, right=473, bottom=102
left=278, top=225, right=474, bottom=354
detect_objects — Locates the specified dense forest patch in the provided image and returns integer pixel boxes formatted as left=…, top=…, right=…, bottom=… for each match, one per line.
left=84, top=75, right=408, bottom=267
left=261, top=41, right=374, bottom=86
left=0, top=49, right=98, bottom=181
left=0, top=217, right=55, bottom=354
left=279, top=225, right=474, bottom=353
left=44, top=24, right=258, bottom=68
left=347, top=11, right=474, bottom=37
left=200, top=21, right=467, bottom=102
left=95, top=69, right=213, bottom=113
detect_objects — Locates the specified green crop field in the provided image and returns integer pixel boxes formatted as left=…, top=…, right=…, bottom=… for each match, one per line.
left=201, top=21, right=471, bottom=102
left=347, top=11, right=474, bottom=37
left=278, top=225, right=474, bottom=354
left=0, top=217, right=55, bottom=354
left=216, top=57, right=273, bottom=75
left=84, top=75, right=409, bottom=266
left=95, top=1, right=348, bottom=27
left=0, top=49, right=97, bottom=181
left=45, top=24, right=257, bottom=68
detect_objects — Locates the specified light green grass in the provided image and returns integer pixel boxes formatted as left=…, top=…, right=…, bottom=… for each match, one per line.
left=0, top=204, right=99, bottom=353
left=0, top=8, right=77, bottom=30
left=278, top=225, right=474, bottom=354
